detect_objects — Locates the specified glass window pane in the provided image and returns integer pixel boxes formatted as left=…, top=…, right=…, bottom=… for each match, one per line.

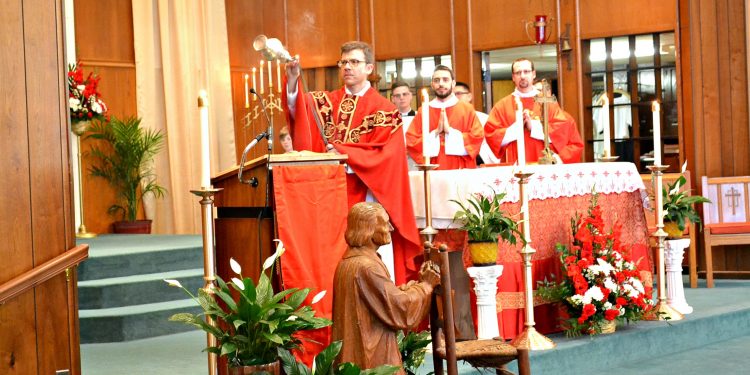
left=637, top=69, right=656, bottom=102
left=589, top=39, right=606, bottom=71
left=662, top=67, right=677, bottom=102
left=660, top=32, right=676, bottom=65
left=635, top=34, right=655, bottom=67
left=611, top=37, right=630, bottom=70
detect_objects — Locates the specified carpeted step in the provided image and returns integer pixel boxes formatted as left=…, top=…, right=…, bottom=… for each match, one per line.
left=78, top=269, right=205, bottom=309
left=77, top=234, right=203, bottom=281
left=79, top=299, right=204, bottom=343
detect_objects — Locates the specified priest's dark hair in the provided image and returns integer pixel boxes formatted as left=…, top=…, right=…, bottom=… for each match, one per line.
left=455, top=81, right=471, bottom=92
left=433, top=64, right=455, bottom=80
left=511, top=58, right=535, bottom=73
left=341, top=41, right=374, bottom=64
left=391, top=81, right=411, bottom=91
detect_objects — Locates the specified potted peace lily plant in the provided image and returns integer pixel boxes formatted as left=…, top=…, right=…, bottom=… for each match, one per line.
left=450, top=188, right=521, bottom=266
left=166, top=241, right=331, bottom=374
left=662, top=163, right=711, bottom=239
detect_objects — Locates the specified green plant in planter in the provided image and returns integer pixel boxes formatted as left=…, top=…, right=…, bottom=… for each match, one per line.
left=166, top=240, right=331, bottom=368
left=662, top=163, right=710, bottom=238
left=397, top=330, right=431, bottom=375
left=278, top=340, right=399, bottom=375
left=86, top=116, right=166, bottom=222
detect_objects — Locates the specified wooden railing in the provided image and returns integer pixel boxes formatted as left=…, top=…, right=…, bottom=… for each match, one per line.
left=0, top=244, right=89, bottom=304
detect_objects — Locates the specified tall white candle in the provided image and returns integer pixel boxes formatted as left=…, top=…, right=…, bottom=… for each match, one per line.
left=602, top=94, right=610, bottom=156
left=251, top=68, right=257, bottom=101
left=515, top=95, right=526, bottom=166
left=267, top=60, right=273, bottom=91
left=198, top=90, right=210, bottom=188
left=276, top=59, right=282, bottom=93
left=244, top=74, right=249, bottom=108
left=652, top=101, right=661, bottom=165
left=421, top=88, right=430, bottom=163
left=259, top=60, right=265, bottom=94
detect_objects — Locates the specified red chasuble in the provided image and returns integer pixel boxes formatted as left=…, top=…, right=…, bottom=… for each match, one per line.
left=405, top=100, right=484, bottom=170
left=283, top=81, right=422, bottom=284
left=485, top=94, right=584, bottom=164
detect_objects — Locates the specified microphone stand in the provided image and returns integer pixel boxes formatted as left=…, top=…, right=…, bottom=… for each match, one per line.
left=251, top=88, right=274, bottom=153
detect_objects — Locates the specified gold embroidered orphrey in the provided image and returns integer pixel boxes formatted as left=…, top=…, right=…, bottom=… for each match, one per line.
left=309, top=91, right=400, bottom=144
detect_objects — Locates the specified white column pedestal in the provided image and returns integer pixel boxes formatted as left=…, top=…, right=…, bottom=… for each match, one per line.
left=665, top=238, right=693, bottom=314
left=467, top=265, right=503, bottom=340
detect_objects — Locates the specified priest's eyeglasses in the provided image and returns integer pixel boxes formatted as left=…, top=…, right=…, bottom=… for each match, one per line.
left=512, top=69, right=533, bottom=76
left=337, top=59, right=367, bottom=68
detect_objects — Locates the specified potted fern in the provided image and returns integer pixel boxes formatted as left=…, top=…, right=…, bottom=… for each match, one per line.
left=86, top=116, right=166, bottom=233
left=450, top=188, right=520, bottom=266
left=662, top=164, right=711, bottom=239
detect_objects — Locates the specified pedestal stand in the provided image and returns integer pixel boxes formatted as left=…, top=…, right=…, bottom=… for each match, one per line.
left=417, top=163, right=439, bottom=243
left=665, top=238, right=693, bottom=314
left=72, top=122, right=97, bottom=238
left=190, top=187, right=223, bottom=375
left=510, top=171, right=555, bottom=350
left=644, top=165, right=684, bottom=321
left=467, top=265, right=503, bottom=339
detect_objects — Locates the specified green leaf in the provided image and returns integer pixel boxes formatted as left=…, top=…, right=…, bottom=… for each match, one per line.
left=278, top=347, right=311, bottom=375
left=314, top=340, right=342, bottom=375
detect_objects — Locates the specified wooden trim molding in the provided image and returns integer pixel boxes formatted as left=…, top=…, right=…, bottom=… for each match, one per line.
left=0, top=244, right=89, bottom=305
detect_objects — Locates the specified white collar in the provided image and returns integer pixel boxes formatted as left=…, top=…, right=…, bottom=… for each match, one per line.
left=514, top=88, right=539, bottom=98
left=429, top=95, right=459, bottom=108
left=345, top=80, right=371, bottom=96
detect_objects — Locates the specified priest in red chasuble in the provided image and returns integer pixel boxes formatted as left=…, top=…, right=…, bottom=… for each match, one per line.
left=406, top=65, right=484, bottom=170
left=283, top=41, right=422, bottom=284
left=485, top=58, right=584, bottom=164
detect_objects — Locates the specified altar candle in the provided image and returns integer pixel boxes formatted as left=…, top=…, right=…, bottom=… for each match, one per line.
left=421, top=88, right=430, bottom=162
left=602, top=94, right=610, bottom=156
left=276, top=59, right=282, bottom=93
left=268, top=59, right=273, bottom=90
left=259, top=60, right=265, bottom=94
left=514, top=95, right=526, bottom=166
left=251, top=68, right=257, bottom=100
left=652, top=101, right=661, bottom=165
left=244, top=74, right=249, bottom=108
left=198, top=90, right=210, bottom=188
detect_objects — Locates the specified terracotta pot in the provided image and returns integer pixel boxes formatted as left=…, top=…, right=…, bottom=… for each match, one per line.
left=468, top=241, right=498, bottom=266
left=112, top=220, right=152, bottom=234
left=664, top=221, right=685, bottom=239
left=228, top=361, right=280, bottom=375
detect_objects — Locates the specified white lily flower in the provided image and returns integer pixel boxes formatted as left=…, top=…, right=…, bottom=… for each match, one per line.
left=230, top=257, right=242, bottom=275
left=681, top=160, right=688, bottom=173
left=311, top=290, right=327, bottom=304
left=164, top=279, right=182, bottom=288
left=262, top=240, right=287, bottom=271
left=286, top=315, right=298, bottom=321
left=231, top=277, right=245, bottom=291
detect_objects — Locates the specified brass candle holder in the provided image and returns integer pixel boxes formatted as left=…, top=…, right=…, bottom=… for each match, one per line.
left=510, top=170, right=556, bottom=350
left=595, top=148, right=619, bottom=163
left=72, top=122, right=97, bottom=238
left=644, top=164, right=683, bottom=321
left=417, top=163, right=439, bottom=243
left=190, top=186, right=223, bottom=375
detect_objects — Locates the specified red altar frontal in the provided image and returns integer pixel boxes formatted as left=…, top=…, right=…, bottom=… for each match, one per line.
left=409, top=162, right=653, bottom=339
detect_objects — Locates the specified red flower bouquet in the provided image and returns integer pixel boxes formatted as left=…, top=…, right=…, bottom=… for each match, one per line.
left=68, top=62, right=108, bottom=125
left=538, top=194, right=654, bottom=336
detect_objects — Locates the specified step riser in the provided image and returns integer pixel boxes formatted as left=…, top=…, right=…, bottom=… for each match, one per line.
left=78, top=247, right=204, bottom=281
left=79, top=276, right=204, bottom=309
left=79, top=306, right=203, bottom=344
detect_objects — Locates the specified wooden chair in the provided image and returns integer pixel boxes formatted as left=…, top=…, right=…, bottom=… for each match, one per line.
left=424, top=242, right=531, bottom=375
left=700, top=176, right=750, bottom=288
left=641, top=171, right=699, bottom=287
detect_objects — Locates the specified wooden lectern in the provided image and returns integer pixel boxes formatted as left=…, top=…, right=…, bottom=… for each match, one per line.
left=211, top=152, right=348, bottom=284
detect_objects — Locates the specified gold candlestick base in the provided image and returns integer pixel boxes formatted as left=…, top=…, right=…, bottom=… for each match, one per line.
left=645, top=300, right=685, bottom=321
left=596, top=155, right=619, bottom=162
left=417, top=163, right=439, bottom=243
left=76, top=224, right=97, bottom=239
left=510, top=327, right=556, bottom=350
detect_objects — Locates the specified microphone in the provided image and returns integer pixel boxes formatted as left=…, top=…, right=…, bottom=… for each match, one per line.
left=237, top=131, right=268, bottom=186
left=250, top=88, right=273, bottom=151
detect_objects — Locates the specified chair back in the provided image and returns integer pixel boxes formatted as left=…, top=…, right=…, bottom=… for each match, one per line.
left=701, top=176, right=750, bottom=225
left=424, top=242, right=459, bottom=375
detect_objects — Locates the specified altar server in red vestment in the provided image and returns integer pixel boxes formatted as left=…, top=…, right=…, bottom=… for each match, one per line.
left=283, top=41, right=422, bottom=285
left=485, top=58, right=583, bottom=164
left=406, top=65, right=484, bottom=170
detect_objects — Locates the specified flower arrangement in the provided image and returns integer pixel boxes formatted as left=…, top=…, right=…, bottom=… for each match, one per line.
left=67, top=62, right=108, bottom=127
left=537, top=194, right=654, bottom=336
left=662, top=162, right=710, bottom=238
left=166, top=240, right=331, bottom=368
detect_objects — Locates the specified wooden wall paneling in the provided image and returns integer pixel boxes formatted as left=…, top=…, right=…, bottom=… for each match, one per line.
left=716, top=0, right=735, bottom=176
left=728, top=0, right=749, bottom=176
left=357, top=0, right=375, bottom=46
left=579, top=0, right=676, bottom=40
left=372, top=0, right=452, bottom=60
left=73, top=0, right=134, bottom=63
left=677, top=0, right=695, bottom=191
left=557, top=0, right=581, bottom=131
left=0, top=1, right=37, bottom=373
left=471, top=0, right=558, bottom=51
left=286, top=0, right=357, bottom=68
left=698, top=1, right=723, bottom=178
left=452, top=0, right=474, bottom=86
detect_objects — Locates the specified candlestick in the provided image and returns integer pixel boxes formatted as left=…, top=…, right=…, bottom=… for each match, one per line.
left=244, top=74, right=249, bottom=108
left=276, top=59, right=282, bottom=93
left=602, top=94, right=610, bottom=157
left=251, top=68, right=257, bottom=101
left=421, top=88, right=430, bottom=163
left=515, top=95, right=526, bottom=166
left=259, top=60, right=265, bottom=94
left=652, top=101, right=661, bottom=165
left=267, top=59, right=273, bottom=90
left=198, top=90, right=210, bottom=188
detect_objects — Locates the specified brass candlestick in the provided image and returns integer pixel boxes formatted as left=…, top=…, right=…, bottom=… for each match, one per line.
left=644, top=164, right=684, bottom=321
left=596, top=148, right=620, bottom=163
left=72, top=122, right=97, bottom=238
left=417, top=163, right=439, bottom=243
left=190, top=187, right=223, bottom=375
left=510, top=170, right=556, bottom=350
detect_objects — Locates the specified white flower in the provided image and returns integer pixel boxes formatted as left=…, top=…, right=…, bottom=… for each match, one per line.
left=588, top=258, right=615, bottom=275
left=681, top=160, right=688, bottom=174
left=69, top=97, right=80, bottom=109
left=571, top=294, right=584, bottom=305
left=231, top=277, right=245, bottom=291
left=603, top=301, right=613, bottom=310
left=603, top=277, right=618, bottom=292
left=262, top=240, right=287, bottom=271
left=629, top=277, right=645, bottom=294
left=311, top=290, right=326, bottom=304
left=230, top=258, right=242, bottom=275
left=286, top=315, right=298, bottom=321
left=164, top=279, right=182, bottom=288
left=77, top=84, right=85, bottom=92
left=584, top=286, right=604, bottom=302
left=91, top=101, right=103, bottom=114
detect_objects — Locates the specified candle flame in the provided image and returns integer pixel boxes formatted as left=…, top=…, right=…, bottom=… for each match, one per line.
left=421, top=88, right=429, bottom=102
left=652, top=101, right=660, bottom=112
left=198, top=89, right=207, bottom=107
left=244, top=74, right=249, bottom=79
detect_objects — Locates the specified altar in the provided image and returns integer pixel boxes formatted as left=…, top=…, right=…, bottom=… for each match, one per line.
left=409, top=162, right=653, bottom=339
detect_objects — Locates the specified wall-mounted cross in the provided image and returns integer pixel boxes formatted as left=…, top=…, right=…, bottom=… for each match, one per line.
left=724, top=187, right=742, bottom=215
